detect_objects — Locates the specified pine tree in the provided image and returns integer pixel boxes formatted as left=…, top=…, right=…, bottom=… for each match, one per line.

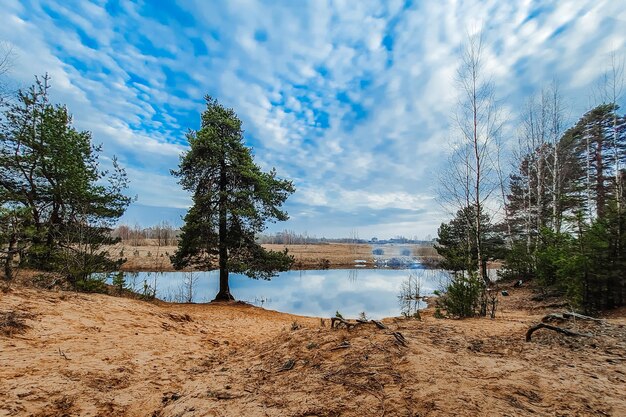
left=171, top=96, right=295, bottom=301
left=0, top=76, right=131, bottom=284
left=435, top=205, right=504, bottom=276
left=567, top=104, right=625, bottom=220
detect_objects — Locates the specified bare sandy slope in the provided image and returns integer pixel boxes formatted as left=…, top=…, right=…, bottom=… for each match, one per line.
left=1, top=285, right=625, bottom=417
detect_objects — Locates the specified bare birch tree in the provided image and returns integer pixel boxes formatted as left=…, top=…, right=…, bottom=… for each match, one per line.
left=451, top=32, right=503, bottom=284
left=547, top=81, right=566, bottom=233
left=0, top=41, right=14, bottom=101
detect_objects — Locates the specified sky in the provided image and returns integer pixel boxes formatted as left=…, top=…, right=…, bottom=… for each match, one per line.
left=0, top=0, right=625, bottom=239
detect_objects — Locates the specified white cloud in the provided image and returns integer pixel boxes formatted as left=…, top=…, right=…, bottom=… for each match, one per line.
left=1, top=0, right=624, bottom=237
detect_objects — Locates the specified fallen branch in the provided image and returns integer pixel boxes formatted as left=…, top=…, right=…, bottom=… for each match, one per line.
left=525, top=323, right=592, bottom=342
left=372, top=320, right=387, bottom=330
left=58, top=348, right=71, bottom=360
left=330, top=341, right=351, bottom=351
left=331, top=317, right=388, bottom=330
left=562, top=312, right=605, bottom=322
left=392, top=332, right=407, bottom=347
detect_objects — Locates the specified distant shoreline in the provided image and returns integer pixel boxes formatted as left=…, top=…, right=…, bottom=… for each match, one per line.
left=111, top=242, right=441, bottom=272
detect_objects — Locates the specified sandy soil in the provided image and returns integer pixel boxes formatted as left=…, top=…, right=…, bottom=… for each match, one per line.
left=113, top=243, right=382, bottom=271
left=1, top=282, right=625, bottom=417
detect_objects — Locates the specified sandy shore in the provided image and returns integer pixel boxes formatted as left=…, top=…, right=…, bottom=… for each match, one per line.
left=1, top=282, right=625, bottom=416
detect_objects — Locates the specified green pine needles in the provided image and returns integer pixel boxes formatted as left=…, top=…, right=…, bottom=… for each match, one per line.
left=170, top=96, right=295, bottom=301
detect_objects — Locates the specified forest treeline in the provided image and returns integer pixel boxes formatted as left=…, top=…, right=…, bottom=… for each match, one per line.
left=435, top=36, right=625, bottom=315
left=111, top=224, right=427, bottom=246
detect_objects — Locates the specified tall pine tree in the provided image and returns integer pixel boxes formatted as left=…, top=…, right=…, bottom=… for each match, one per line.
left=171, top=96, right=295, bottom=301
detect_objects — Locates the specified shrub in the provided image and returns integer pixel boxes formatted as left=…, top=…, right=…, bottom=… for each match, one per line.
left=436, top=272, right=485, bottom=318
left=112, top=272, right=126, bottom=294
left=75, top=274, right=108, bottom=293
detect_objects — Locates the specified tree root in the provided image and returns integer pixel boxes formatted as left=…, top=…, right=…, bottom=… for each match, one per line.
left=392, top=332, right=407, bottom=347
left=525, top=323, right=592, bottom=342
left=331, top=316, right=358, bottom=329
left=562, top=312, right=605, bottom=322
left=331, top=317, right=387, bottom=330
left=330, top=317, right=405, bottom=347
left=541, top=311, right=606, bottom=324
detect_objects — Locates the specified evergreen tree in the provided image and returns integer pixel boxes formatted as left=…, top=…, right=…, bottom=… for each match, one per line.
left=567, top=104, right=626, bottom=220
left=0, top=76, right=130, bottom=284
left=435, top=205, right=504, bottom=276
left=171, top=96, right=295, bottom=301
left=502, top=103, right=626, bottom=312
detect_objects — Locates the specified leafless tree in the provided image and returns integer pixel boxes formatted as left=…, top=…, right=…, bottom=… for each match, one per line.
left=547, top=81, right=566, bottom=233
left=512, top=83, right=568, bottom=250
left=0, top=41, right=14, bottom=101
left=442, top=31, right=503, bottom=283
left=182, top=271, right=198, bottom=303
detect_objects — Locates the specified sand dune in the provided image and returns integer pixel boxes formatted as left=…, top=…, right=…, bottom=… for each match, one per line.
left=1, top=285, right=625, bottom=416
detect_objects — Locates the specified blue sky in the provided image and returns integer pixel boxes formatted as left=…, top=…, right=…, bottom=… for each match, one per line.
left=1, top=0, right=625, bottom=239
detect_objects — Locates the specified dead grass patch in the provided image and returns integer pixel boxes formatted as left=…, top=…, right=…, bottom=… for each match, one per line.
left=0, top=310, right=33, bottom=337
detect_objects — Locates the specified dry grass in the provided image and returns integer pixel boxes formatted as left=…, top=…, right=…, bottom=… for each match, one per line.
left=111, top=242, right=441, bottom=271
left=264, top=243, right=374, bottom=268
left=0, top=310, right=32, bottom=337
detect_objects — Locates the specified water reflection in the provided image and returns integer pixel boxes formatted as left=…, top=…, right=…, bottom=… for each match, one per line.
left=347, top=268, right=358, bottom=283
left=396, top=270, right=448, bottom=318
left=116, top=268, right=450, bottom=319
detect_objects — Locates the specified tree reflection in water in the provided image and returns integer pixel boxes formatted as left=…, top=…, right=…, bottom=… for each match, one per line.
left=347, top=269, right=358, bottom=283
left=398, top=270, right=448, bottom=318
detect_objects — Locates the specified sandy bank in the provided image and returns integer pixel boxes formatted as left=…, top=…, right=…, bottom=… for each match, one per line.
left=1, top=284, right=625, bottom=416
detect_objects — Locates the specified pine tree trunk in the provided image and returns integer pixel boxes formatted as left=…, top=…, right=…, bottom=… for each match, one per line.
left=526, top=167, right=532, bottom=255
left=552, top=146, right=560, bottom=232
left=586, top=133, right=593, bottom=222
left=551, top=85, right=562, bottom=233
left=595, top=120, right=605, bottom=219
left=214, top=160, right=233, bottom=301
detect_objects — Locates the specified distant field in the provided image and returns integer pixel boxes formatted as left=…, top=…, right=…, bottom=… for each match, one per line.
left=109, top=241, right=440, bottom=271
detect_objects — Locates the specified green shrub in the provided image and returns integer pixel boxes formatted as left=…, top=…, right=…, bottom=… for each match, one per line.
left=75, top=273, right=108, bottom=293
left=112, top=272, right=126, bottom=294
left=437, top=272, right=485, bottom=318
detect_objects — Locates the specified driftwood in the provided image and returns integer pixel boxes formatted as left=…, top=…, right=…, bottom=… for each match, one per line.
left=525, top=323, right=591, bottom=342
left=330, top=341, right=351, bottom=351
left=562, top=312, right=605, bottom=322
left=330, top=317, right=388, bottom=330
left=541, top=312, right=605, bottom=324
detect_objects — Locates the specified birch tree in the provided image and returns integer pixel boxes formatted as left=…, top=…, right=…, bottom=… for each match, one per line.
left=451, top=32, right=503, bottom=284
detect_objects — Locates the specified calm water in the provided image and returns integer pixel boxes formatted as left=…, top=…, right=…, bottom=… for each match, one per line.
left=118, top=269, right=451, bottom=319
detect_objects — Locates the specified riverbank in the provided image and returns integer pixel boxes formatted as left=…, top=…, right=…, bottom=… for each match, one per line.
left=1, top=281, right=625, bottom=416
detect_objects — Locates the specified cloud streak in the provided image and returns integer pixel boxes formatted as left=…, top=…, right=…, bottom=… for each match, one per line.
left=1, top=0, right=624, bottom=238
